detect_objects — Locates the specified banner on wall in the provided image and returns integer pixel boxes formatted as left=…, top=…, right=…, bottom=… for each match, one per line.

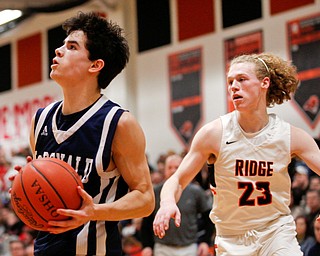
left=287, top=13, right=320, bottom=129
left=168, top=47, right=203, bottom=147
left=0, top=95, right=56, bottom=152
left=224, top=30, right=263, bottom=112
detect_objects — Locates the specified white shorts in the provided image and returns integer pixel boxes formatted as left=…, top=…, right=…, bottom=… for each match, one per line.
left=154, top=242, right=197, bottom=256
left=214, top=220, right=303, bottom=256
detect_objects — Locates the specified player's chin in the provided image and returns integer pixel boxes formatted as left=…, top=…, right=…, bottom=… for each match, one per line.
left=49, top=71, right=55, bottom=79
left=232, top=102, right=246, bottom=111
left=49, top=69, right=59, bottom=79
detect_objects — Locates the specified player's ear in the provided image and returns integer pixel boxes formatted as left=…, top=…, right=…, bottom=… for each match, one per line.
left=89, top=59, right=104, bottom=73
left=261, top=77, right=270, bottom=89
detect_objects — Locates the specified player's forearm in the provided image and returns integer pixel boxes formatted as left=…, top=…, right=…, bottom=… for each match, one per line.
left=160, top=175, right=183, bottom=205
left=92, top=189, right=155, bottom=221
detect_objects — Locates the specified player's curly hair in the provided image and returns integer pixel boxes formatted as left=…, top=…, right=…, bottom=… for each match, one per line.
left=230, top=53, right=299, bottom=107
left=62, top=11, right=129, bottom=89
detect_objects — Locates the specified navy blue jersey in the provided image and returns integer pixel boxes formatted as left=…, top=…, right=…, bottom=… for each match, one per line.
left=33, top=95, right=129, bottom=256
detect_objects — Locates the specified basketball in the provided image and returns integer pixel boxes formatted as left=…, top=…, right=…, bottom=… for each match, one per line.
left=10, top=158, right=83, bottom=231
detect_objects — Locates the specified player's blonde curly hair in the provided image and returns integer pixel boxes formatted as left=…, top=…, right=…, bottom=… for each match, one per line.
left=230, top=53, right=299, bottom=107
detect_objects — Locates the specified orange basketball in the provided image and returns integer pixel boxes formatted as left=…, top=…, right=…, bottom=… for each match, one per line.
left=10, top=158, right=83, bottom=231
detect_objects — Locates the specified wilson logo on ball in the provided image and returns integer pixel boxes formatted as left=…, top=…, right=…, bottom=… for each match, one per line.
left=11, top=191, right=45, bottom=229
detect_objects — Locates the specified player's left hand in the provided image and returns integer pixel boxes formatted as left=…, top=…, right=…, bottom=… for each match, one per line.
left=47, top=186, right=94, bottom=234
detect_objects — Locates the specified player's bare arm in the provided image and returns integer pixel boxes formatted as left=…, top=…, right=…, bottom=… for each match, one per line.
left=291, top=125, right=320, bottom=176
left=292, top=126, right=320, bottom=224
left=159, top=118, right=221, bottom=205
left=176, top=118, right=221, bottom=189
left=153, top=118, right=221, bottom=238
left=92, top=111, right=155, bottom=220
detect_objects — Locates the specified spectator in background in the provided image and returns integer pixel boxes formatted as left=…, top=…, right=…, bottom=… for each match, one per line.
left=150, top=170, right=164, bottom=185
left=9, top=239, right=26, bottom=256
left=25, top=243, right=34, bottom=256
left=3, top=147, right=30, bottom=206
left=295, top=215, right=315, bottom=255
left=309, top=176, right=320, bottom=191
left=290, top=191, right=306, bottom=220
left=291, top=159, right=310, bottom=207
left=305, top=189, right=320, bottom=238
left=140, top=154, right=213, bottom=256
left=19, top=225, right=37, bottom=250
left=0, top=145, right=10, bottom=193
left=307, top=218, right=320, bottom=256
left=149, top=154, right=168, bottom=186
left=156, top=154, right=167, bottom=176
left=1, top=206, right=24, bottom=237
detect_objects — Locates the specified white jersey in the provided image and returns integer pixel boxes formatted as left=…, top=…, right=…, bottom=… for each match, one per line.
left=210, top=111, right=293, bottom=235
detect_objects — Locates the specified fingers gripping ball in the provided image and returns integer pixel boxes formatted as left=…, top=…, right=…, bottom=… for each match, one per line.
left=10, top=158, right=83, bottom=231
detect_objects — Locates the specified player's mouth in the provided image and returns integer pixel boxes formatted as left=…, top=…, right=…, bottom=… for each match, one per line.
left=233, top=94, right=242, bottom=101
left=51, top=59, right=59, bottom=69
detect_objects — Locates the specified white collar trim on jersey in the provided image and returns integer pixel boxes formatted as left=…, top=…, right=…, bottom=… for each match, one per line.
left=52, top=95, right=109, bottom=144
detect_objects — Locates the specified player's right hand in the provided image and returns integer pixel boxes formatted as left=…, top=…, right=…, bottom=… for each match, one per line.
left=153, top=201, right=181, bottom=239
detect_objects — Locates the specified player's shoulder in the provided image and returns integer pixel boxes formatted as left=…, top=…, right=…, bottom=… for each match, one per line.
left=113, top=110, right=146, bottom=148
left=200, top=117, right=221, bottom=132
left=34, top=101, right=61, bottom=125
left=195, top=118, right=222, bottom=142
left=290, top=125, right=313, bottom=141
left=290, top=124, right=319, bottom=156
left=117, top=111, right=139, bottom=129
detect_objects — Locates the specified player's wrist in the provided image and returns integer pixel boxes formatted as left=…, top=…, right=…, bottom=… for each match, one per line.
left=160, top=198, right=176, bottom=206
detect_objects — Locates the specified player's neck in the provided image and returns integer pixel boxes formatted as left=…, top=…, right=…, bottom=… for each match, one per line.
left=236, top=110, right=269, bottom=133
left=62, top=89, right=102, bottom=115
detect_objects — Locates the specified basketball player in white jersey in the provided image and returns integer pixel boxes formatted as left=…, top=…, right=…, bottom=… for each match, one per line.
left=153, top=53, right=320, bottom=255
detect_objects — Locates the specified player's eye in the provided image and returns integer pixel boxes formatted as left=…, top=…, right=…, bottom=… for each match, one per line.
left=68, top=44, right=76, bottom=50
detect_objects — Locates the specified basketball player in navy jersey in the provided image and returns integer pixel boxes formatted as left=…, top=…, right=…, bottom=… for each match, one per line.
left=22, top=12, right=154, bottom=256
left=153, top=53, right=320, bottom=255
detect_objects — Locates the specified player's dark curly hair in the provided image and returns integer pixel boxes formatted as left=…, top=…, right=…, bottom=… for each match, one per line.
left=230, top=53, right=299, bottom=107
left=62, top=11, right=129, bottom=89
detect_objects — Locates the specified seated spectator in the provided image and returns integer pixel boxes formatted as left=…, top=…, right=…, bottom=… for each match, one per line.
left=290, top=190, right=306, bottom=219
left=305, top=189, right=320, bottom=237
left=295, top=215, right=315, bottom=255
left=291, top=160, right=310, bottom=207
left=25, top=243, right=34, bottom=256
left=309, top=176, right=320, bottom=191
left=150, top=170, right=164, bottom=185
left=1, top=206, right=24, bottom=236
left=0, top=145, right=10, bottom=192
left=9, top=239, right=26, bottom=256
left=307, top=219, right=320, bottom=256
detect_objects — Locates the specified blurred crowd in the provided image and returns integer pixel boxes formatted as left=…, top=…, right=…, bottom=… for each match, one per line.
left=0, top=141, right=320, bottom=256
left=0, top=145, right=36, bottom=256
